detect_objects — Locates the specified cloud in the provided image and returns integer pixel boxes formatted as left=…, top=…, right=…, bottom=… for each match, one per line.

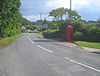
left=45, top=0, right=69, bottom=9
left=46, top=0, right=100, bottom=9
left=23, top=14, right=52, bottom=21
left=45, top=0, right=100, bottom=21
left=20, top=0, right=100, bottom=21
left=23, top=15, right=39, bottom=21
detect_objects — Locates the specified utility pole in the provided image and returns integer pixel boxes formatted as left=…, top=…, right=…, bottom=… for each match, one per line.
left=40, top=13, right=42, bottom=32
left=70, top=0, right=72, bottom=21
left=40, top=13, right=42, bottom=20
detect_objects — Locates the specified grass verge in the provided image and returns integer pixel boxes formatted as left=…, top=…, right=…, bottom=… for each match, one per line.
left=0, top=34, right=22, bottom=47
left=75, top=41, right=100, bottom=49
left=37, top=32, right=43, bottom=36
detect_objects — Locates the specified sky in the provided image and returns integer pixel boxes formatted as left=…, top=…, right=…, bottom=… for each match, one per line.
left=20, top=0, right=100, bottom=22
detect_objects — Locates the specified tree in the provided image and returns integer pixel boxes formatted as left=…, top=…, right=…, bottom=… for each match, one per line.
left=49, top=7, right=67, bottom=21
left=0, top=0, right=22, bottom=37
left=70, top=10, right=81, bottom=20
left=49, top=7, right=81, bottom=21
left=97, top=17, right=100, bottom=26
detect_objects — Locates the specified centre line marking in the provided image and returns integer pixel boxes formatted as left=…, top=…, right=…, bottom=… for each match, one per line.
left=65, top=57, right=100, bottom=73
left=28, top=35, right=100, bottom=73
left=28, top=36, right=53, bottom=53
left=28, top=36, right=35, bottom=45
left=37, top=45, right=53, bottom=53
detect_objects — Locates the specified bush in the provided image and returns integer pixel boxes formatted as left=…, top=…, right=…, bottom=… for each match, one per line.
left=58, top=20, right=71, bottom=33
left=72, top=20, right=83, bottom=31
left=62, top=32, right=66, bottom=40
left=88, top=26, right=100, bottom=42
left=74, top=32, right=85, bottom=41
left=43, top=29, right=59, bottom=38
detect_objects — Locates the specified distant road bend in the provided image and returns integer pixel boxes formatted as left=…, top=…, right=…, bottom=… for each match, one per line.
left=0, top=33, right=100, bottom=76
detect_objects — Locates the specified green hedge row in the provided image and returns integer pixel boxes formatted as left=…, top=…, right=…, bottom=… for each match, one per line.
left=43, top=29, right=59, bottom=38
left=74, top=26, right=100, bottom=42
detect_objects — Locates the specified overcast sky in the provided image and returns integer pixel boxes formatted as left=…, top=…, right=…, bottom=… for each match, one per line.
left=20, top=0, right=100, bottom=22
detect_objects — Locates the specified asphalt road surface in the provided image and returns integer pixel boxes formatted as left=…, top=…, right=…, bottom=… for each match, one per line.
left=0, top=33, right=100, bottom=76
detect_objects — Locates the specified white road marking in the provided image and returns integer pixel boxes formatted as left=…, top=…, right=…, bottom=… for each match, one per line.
left=28, top=35, right=100, bottom=73
left=65, top=57, right=100, bottom=73
left=28, top=36, right=53, bottom=53
left=28, top=36, right=36, bottom=45
left=37, top=45, right=53, bottom=53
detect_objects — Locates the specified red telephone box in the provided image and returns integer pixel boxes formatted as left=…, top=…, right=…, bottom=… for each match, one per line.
left=66, top=26, right=74, bottom=41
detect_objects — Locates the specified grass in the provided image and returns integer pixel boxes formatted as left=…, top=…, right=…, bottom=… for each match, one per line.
left=75, top=41, right=100, bottom=49
left=37, top=32, right=43, bottom=36
left=0, top=34, right=22, bottom=47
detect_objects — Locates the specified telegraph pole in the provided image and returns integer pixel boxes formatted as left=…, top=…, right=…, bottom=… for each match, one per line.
left=40, top=13, right=42, bottom=20
left=70, top=0, right=72, bottom=21
left=40, top=13, right=42, bottom=32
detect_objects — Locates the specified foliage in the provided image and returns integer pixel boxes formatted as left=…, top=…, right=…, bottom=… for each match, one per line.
left=49, top=7, right=67, bottom=20
left=57, top=20, right=70, bottom=33
left=38, top=32, right=43, bottom=36
left=88, top=26, right=100, bottom=41
left=42, top=18, right=100, bottom=42
left=71, top=10, right=81, bottom=20
left=0, top=0, right=22, bottom=37
left=97, top=17, right=100, bottom=26
left=43, top=29, right=59, bottom=38
left=33, top=7, right=100, bottom=42
left=20, top=17, right=35, bottom=25
left=72, top=20, right=83, bottom=31
left=74, top=32, right=85, bottom=41
left=24, top=25, right=36, bottom=30
left=49, top=7, right=81, bottom=21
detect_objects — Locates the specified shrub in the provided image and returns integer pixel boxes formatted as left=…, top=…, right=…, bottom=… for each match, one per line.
left=88, top=26, right=100, bottom=42
left=58, top=20, right=71, bottom=33
left=72, top=20, right=83, bottom=31
left=43, top=29, right=59, bottom=38
left=62, top=32, right=66, bottom=40
left=74, top=31, right=85, bottom=41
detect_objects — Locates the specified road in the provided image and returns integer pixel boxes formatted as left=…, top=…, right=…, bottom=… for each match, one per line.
left=0, top=33, right=100, bottom=76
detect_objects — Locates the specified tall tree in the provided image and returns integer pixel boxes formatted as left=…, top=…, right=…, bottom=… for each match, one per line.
left=97, top=17, right=100, bottom=26
left=49, top=7, right=81, bottom=21
left=49, top=7, right=66, bottom=21
left=0, top=0, right=22, bottom=37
